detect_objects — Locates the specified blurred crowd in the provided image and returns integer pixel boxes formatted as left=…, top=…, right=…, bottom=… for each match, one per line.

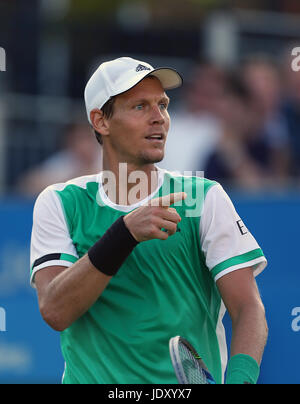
left=17, top=123, right=102, bottom=196
left=160, top=51, right=300, bottom=191
left=17, top=51, right=300, bottom=196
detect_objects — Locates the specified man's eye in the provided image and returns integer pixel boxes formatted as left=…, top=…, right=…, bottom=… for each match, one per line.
left=159, top=103, right=168, bottom=110
left=135, top=104, right=143, bottom=110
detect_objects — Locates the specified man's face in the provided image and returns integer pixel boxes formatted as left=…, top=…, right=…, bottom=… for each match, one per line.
left=104, top=77, right=170, bottom=166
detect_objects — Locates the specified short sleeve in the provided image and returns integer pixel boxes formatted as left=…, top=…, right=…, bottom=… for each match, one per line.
left=200, top=184, right=267, bottom=282
left=30, top=185, right=79, bottom=287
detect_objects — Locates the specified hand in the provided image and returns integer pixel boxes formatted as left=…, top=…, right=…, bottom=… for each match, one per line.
left=123, top=192, right=187, bottom=242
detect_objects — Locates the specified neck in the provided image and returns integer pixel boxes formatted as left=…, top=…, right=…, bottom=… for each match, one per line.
left=102, top=154, right=159, bottom=205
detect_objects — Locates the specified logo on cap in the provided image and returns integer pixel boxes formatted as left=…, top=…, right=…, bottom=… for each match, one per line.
left=136, top=64, right=151, bottom=72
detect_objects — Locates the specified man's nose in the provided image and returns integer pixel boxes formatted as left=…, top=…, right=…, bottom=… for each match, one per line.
left=149, top=106, right=165, bottom=125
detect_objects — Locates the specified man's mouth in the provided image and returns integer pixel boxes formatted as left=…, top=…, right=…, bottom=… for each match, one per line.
left=145, top=134, right=164, bottom=141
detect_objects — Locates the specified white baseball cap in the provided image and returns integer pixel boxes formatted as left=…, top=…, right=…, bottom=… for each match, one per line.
left=84, top=56, right=183, bottom=124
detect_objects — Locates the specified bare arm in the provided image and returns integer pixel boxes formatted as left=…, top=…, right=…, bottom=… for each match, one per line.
left=217, top=267, right=268, bottom=365
left=35, top=255, right=112, bottom=332
left=35, top=192, right=186, bottom=332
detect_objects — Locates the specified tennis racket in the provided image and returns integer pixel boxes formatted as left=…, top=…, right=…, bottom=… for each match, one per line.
left=169, top=336, right=216, bottom=384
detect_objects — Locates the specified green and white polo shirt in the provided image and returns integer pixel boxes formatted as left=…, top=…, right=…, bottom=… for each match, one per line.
left=30, top=168, right=267, bottom=384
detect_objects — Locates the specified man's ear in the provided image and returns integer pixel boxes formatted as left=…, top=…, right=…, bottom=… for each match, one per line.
left=90, top=109, right=110, bottom=136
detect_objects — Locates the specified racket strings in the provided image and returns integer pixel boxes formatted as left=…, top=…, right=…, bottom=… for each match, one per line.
left=178, top=343, right=208, bottom=384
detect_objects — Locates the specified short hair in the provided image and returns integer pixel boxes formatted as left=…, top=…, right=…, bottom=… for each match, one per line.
left=94, top=96, right=116, bottom=145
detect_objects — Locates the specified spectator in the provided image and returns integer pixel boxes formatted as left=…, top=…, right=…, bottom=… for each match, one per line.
left=241, top=56, right=291, bottom=184
left=158, top=62, right=225, bottom=173
left=280, top=48, right=300, bottom=179
left=16, top=123, right=102, bottom=196
left=204, top=57, right=292, bottom=190
left=204, top=73, right=264, bottom=189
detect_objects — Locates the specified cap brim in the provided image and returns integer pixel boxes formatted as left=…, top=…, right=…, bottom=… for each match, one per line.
left=112, top=67, right=183, bottom=98
left=148, top=67, right=183, bottom=90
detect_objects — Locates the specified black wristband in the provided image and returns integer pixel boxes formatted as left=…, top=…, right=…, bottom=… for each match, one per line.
left=88, top=216, right=139, bottom=276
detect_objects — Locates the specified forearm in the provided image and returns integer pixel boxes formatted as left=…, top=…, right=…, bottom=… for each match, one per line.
left=230, top=303, right=268, bottom=365
left=217, top=267, right=268, bottom=383
left=38, top=216, right=139, bottom=331
left=225, top=303, right=268, bottom=384
left=39, top=255, right=112, bottom=331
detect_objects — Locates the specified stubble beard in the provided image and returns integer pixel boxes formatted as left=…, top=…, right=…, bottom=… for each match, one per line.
left=137, top=145, right=166, bottom=166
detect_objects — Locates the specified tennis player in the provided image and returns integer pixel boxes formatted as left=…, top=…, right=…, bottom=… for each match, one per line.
left=30, top=57, right=268, bottom=384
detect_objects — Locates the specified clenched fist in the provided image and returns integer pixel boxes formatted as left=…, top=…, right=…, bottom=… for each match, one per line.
left=123, top=192, right=187, bottom=242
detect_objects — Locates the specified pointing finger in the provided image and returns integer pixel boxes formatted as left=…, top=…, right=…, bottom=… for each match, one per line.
left=149, top=192, right=187, bottom=207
